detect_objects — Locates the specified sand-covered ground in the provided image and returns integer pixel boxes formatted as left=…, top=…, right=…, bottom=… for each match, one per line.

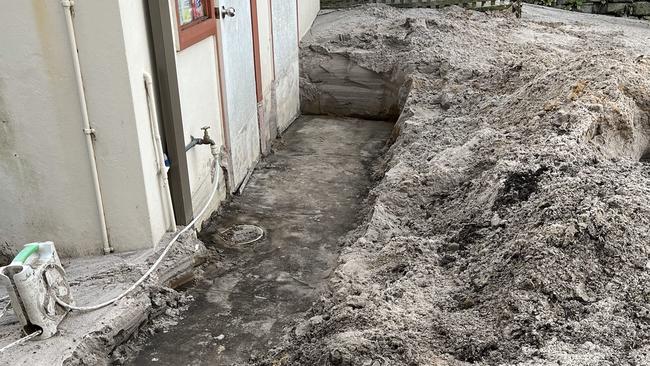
left=260, top=4, right=650, bottom=366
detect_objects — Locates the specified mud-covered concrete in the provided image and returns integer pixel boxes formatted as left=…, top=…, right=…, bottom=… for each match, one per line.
left=258, top=5, right=650, bottom=366
left=0, top=233, right=205, bottom=366
left=129, top=116, right=393, bottom=365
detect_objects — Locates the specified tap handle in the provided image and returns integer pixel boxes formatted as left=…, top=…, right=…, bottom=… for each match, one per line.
left=201, top=126, right=210, bottom=131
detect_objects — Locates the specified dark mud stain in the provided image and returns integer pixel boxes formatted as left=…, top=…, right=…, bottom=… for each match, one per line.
left=493, top=167, right=549, bottom=210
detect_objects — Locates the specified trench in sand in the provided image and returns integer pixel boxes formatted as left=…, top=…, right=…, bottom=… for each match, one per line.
left=123, top=54, right=408, bottom=365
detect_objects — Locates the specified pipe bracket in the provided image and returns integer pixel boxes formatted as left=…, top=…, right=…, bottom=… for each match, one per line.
left=83, top=128, right=96, bottom=135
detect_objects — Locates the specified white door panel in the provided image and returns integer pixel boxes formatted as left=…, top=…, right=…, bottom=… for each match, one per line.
left=218, top=0, right=260, bottom=190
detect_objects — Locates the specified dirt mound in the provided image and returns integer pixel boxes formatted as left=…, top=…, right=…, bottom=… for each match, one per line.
left=260, top=5, right=650, bottom=366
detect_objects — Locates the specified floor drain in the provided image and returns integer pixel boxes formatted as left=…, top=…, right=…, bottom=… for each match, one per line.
left=219, top=224, right=265, bottom=246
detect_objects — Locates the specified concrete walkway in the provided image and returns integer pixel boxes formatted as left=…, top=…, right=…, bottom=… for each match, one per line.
left=0, top=234, right=204, bottom=365
left=131, top=115, right=393, bottom=365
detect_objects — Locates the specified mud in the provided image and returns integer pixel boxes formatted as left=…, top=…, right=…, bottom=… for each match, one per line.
left=0, top=231, right=205, bottom=366
left=126, top=115, right=394, bottom=366
left=259, top=5, right=650, bottom=366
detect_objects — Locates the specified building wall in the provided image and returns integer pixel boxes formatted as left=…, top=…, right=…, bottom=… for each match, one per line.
left=254, top=0, right=278, bottom=155
left=257, top=0, right=276, bottom=96
left=0, top=0, right=101, bottom=258
left=528, top=0, right=650, bottom=18
left=175, top=36, right=227, bottom=218
left=0, top=0, right=160, bottom=257
left=298, top=0, right=320, bottom=39
left=272, top=0, right=301, bottom=133
left=117, top=0, right=169, bottom=250
left=0, top=0, right=319, bottom=259
left=75, top=0, right=162, bottom=254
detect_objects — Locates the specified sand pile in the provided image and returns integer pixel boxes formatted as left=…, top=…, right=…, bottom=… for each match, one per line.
left=260, top=5, right=650, bottom=366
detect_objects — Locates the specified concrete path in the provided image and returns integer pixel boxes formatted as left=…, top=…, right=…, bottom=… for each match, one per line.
left=131, top=115, right=393, bottom=365
left=0, top=233, right=204, bottom=365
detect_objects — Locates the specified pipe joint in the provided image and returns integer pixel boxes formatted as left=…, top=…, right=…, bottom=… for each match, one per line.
left=61, top=0, right=74, bottom=8
left=83, top=128, right=95, bottom=136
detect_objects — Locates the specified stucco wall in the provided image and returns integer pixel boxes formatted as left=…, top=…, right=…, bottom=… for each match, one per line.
left=272, top=0, right=301, bottom=132
left=170, top=3, right=227, bottom=222
left=176, top=38, right=227, bottom=215
left=0, top=0, right=161, bottom=257
left=298, top=0, right=320, bottom=39
left=117, top=0, right=168, bottom=251
left=257, top=0, right=276, bottom=96
left=0, top=0, right=102, bottom=258
left=0, top=0, right=308, bottom=259
left=255, top=0, right=278, bottom=155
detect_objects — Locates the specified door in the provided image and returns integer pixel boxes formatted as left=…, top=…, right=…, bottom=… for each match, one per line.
left=216, top=0, right=261, bottom=191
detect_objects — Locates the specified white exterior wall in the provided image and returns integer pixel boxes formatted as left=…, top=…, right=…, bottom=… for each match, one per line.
left=257, top=0, right=276, bottom=95
left=74, top=1, right=160, bottom=254
left=168, top=2, right=227, bottom=222
left=272, top=0, right=301, bottom=132
left=0, top=0, right=312, bottom=259
left=175, top=38, right=227, bottom=216
left=0, top=0, right=163, bottom=257
left=298, top=0, right=320, bottom=40
left=0, top=1, right=102, bottom=258
left=117, top=0, right=168, bottom=248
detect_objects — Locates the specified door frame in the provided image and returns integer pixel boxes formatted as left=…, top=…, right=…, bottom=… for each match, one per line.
left=146, top=0, right=194, bottom=225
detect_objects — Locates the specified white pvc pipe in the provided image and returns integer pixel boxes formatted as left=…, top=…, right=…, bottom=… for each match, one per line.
left=55, top=156, right=222, bottom=312
left=61, top=0, right=112, bottom=254
left=144, top=72, right=177, bottom=233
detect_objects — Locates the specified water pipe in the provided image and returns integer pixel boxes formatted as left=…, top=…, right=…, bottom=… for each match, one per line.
left=144, top=72, right=177, bottom=233
left=61, top=0, right=113, bottom=254
left=54, top=153, right=222, bottom=312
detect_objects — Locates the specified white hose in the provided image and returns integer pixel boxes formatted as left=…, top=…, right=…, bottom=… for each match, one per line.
left=55, top=164, right=221, bottom=312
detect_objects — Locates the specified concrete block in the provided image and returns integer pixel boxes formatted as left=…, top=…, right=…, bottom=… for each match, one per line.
left=632, top=2, right=650, bottom=15
left=577, top=3, right=595, bottom=12
left=606, top=2, right=628, bottom=15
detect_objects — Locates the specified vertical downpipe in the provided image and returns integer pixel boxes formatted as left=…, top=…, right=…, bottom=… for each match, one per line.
left=144, top=73, right=177, bottom=233
left=61, top=0, right=113, bottom=254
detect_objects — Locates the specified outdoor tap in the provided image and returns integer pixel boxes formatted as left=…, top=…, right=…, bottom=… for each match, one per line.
left=184, top=126, right=222, bottom=182
left=200, top=126, right=221, bottom=159
left=186, top=126, right=217, bottom=152
left=201, top=126, right=216, bottom=147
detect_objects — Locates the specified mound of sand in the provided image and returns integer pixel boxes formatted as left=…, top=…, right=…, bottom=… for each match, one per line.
left=261, top=5, right=650, bottom=366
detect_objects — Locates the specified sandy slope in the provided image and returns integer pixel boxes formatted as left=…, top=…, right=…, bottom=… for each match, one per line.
left=261, top=5, right=650, bottom=366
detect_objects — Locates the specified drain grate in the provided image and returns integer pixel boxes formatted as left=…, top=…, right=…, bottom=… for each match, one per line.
left=219, top=225, right=265, bottom=246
